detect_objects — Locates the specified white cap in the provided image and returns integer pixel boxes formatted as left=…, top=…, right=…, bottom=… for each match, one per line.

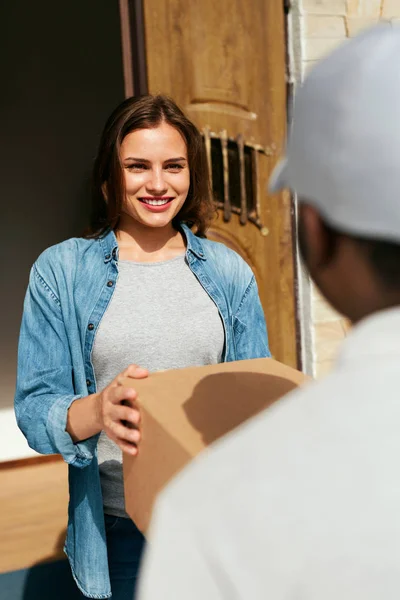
left=270, top=24, right=400, bottom=243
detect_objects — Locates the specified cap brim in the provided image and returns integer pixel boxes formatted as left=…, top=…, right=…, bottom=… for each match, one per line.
left=268, top=159, right=288, bottom=193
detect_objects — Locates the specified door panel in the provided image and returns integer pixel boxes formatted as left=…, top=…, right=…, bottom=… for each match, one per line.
left=143, top=0, right=297, bottom=367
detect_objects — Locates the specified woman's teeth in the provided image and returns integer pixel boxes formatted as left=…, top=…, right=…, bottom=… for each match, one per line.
left=141, top=198, right=171, bottom=206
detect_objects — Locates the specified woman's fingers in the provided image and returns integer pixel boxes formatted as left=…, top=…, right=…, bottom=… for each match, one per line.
left=125, top=363, right=149, bottom=378
left=112, top=403, right=141, bottom=427
left=105, top=427, right=140, bottom=456
left=116, top=364, right=149, bottom=385
left=109, top=384, right=138, bottom=405
left=116, top=438, right=139, bottom=456
left=110, top=420, right=141, bottom=444
left=101, top=367, right=146, bottom=454
left=103, top=403, right=141, bottom=445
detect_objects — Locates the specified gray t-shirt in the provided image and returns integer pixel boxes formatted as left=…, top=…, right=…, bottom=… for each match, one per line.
left=92, top=254, right=224, bottom=517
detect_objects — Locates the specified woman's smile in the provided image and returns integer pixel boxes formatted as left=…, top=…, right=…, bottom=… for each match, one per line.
left=138, top=196, right=175, bottom=211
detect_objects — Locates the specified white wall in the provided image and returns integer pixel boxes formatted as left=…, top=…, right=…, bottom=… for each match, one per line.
left=0, top=409, right=37, bottom=461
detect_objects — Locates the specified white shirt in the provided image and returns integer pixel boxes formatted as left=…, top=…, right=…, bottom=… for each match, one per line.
left=138, top=308, right=400, bottom=600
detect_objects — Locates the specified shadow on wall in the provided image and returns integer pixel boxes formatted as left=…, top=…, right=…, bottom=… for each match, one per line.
left=1, top=530, right=81, bottom=600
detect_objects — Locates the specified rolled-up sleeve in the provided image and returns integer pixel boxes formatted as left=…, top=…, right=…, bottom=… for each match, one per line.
left=14, top=263, right=97, bottom=467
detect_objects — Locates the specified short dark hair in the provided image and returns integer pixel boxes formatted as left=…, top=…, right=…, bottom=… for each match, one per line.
left=85, top=95, right=215, bottom=238
left=299, top=216, right=400, bottom=290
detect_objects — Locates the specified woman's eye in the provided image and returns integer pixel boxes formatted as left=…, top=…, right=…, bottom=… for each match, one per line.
left=165, top=164, right=184, bottom=171
left=127, top=163, right=147, bottom=171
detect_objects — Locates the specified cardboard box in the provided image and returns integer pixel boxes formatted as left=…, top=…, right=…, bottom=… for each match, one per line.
left=122, top=358, right=309, bottom=533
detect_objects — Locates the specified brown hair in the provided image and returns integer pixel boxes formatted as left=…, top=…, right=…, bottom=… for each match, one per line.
left=85, top=95, right=215, bottom=238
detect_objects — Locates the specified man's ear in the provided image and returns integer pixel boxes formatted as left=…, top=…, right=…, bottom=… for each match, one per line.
left=298, top=203, right=334, bottom=272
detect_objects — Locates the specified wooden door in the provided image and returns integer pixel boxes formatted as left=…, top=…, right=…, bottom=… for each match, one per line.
left=141, top=0, right=297, bottom=367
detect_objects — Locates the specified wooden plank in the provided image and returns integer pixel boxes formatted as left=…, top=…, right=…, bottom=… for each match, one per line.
left=0, top=458, right=68, bottom=574
left=0, top=454, right=62, bottom=471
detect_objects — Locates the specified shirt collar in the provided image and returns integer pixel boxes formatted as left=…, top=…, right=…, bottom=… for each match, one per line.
left=180, top=223, right=207, bottom=260
left=98, top=229, right=118, bottom=263
left=97, top=224, right=206, bottom=263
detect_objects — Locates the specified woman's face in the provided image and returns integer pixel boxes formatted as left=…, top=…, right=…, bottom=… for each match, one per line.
left=119, top=122, right=190, bottom=230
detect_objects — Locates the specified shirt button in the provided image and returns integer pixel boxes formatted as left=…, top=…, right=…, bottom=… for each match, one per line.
left=88, top=323, right=94, bottom=331
left=86, top=379, right=91, bottom=387
left=107, top=280, right=114, bottom=287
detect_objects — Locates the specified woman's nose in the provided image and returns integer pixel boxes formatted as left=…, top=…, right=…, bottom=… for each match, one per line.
left=146, top=168, right=168, bottom=194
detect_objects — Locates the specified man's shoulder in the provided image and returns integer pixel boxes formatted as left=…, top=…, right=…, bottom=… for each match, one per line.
left=149, top=359, right=400, bottom=597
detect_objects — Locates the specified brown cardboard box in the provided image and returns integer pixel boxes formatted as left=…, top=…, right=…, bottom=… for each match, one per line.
left=122, top=357, right=309, bottom=533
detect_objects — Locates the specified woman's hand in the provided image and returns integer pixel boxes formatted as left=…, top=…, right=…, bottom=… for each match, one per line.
left=67, top=364, right=148, bottom=453
left=97, top=364, right=149, bottom=455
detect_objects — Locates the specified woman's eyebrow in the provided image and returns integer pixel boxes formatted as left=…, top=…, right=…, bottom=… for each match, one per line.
left=123, top=157, right=151, bottom=163
left=123, top=157, right=187, bottom=163
left=164, top=157, right=187, bottom=163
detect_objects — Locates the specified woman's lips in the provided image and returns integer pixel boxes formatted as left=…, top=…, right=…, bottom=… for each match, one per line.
left=138, top=197, right=174, bottom=212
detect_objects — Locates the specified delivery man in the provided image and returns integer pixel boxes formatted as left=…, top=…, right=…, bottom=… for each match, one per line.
left=138, top=24, right=400, bottom=599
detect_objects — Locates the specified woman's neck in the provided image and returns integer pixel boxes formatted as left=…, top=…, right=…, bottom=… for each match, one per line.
left=116, top=218, right=186, bottom=262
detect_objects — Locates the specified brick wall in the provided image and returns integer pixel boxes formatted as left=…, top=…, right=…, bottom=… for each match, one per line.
left=291, top=0, right=400, bottom=376
left=303, top=0, right=400, bottom=76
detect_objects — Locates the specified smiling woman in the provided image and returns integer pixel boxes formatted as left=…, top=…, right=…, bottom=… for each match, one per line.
left=87, top=95, right=213, bottom=243
left=118, top=123, right=191, bottom=242
left=14, top=94, right=270, bottom=600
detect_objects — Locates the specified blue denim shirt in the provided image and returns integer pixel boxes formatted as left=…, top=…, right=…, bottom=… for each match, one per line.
left=14, top=224, right=270, bottom=598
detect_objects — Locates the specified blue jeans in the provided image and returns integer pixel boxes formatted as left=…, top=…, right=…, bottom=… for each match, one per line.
left=81, top=514, right=146, bottom=599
